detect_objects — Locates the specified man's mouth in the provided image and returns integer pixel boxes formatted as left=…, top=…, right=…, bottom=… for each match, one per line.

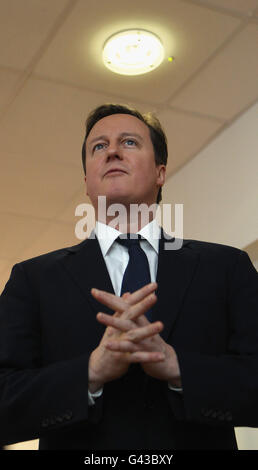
left=104, top=168, right=127, bottom=176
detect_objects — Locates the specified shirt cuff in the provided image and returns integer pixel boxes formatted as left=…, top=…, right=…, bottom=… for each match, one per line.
left=168, top=382, right=183, bottom=393
left=88, top=387, right=103, bottom=406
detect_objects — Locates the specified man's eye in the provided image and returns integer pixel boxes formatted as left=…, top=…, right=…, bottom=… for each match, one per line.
left=124, top=139, right=136, bottom=146
left=93, top=143, right=105, bottom=152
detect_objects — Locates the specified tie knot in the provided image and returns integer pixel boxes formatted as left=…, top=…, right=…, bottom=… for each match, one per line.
left=116, top=234, right=142, bottom=249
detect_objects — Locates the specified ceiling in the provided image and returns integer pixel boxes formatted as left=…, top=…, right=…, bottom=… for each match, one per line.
left=0, top=0, right=258, bottom=291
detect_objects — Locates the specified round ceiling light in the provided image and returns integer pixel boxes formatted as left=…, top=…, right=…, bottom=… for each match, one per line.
left=102, top=29, right=164, bottom=76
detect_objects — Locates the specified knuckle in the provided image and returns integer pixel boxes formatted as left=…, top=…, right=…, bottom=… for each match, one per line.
left=126, top=331, right=136, bottom=341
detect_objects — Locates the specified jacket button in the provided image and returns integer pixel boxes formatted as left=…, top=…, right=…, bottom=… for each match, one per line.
left=56, top=416, right=64, bottom=423
left=63, top=410, right=73, bottom=420
left=201, top=408, right=211, bottom=417
left=41, top=418, right=49, bottom=428
left=218, top=412, right=225, bottom=421
left=225, top=411, right=232, bottom=422
left=49, top=416, right=58, bottom=425
left=211, top=410, right=219, bottom=419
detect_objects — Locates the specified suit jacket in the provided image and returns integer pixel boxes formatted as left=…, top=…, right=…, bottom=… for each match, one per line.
left=0, top=232, right=258, bottom=449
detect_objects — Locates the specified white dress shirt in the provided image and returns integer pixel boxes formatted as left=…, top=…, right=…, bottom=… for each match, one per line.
left=88, top=219, right=182, bottom=405
left=95, top=219, right=160, bottom=295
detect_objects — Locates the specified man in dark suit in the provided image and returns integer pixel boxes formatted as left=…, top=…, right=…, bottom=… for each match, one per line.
left=0, top=104, right=258, bottom=450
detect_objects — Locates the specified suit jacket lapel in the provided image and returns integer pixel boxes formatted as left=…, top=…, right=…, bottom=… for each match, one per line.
left=58, top=230, right=199, bottom=334
left=60, top=237, right=115, bottom=316
left=152, top=231, right=200, bottom=341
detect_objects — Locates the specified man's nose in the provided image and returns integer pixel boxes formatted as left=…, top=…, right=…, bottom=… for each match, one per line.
left=106, top=145, right=122, bottom=161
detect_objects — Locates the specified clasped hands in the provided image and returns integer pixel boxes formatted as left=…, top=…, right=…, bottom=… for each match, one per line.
left=88, top=282, right=181, bottom=393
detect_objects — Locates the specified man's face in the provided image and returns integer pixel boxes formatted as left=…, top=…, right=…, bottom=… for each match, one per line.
left=84, top=113, right=166, bottom=209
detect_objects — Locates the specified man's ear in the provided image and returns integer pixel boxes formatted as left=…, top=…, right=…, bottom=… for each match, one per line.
left=157, top=165, right=166, bottom=187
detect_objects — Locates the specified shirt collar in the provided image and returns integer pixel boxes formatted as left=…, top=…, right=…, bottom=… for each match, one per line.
left=95, top=219, right=160, bottom=256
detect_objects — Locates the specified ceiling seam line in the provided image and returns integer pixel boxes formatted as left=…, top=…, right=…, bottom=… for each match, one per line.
left=166, top=19, right=250, bottom=104
left=181, top=0, right=257, bottom=20
left=0, top=0, right=80, bottom=125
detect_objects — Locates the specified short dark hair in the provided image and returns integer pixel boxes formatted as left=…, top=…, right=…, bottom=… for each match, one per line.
left=81, top=103, right=168, bottom=203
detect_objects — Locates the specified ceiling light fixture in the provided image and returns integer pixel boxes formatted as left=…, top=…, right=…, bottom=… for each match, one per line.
left=102, top=29, right=164, bottom=76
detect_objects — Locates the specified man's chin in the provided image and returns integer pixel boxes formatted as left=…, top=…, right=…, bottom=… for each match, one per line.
left=106, top=193, right=134, bottom=207
left=91, top=189, right=156, bottom=209
left=107, top=189, right=156, bottom=204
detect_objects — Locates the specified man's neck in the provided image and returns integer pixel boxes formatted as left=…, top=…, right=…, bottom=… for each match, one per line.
left=96, top=209, right=158, bottom=234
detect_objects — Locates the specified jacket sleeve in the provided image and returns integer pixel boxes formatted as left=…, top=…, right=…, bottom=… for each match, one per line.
left=167, top=250, right=258, bottom=427
left=0, top=263, right=102, bottom=446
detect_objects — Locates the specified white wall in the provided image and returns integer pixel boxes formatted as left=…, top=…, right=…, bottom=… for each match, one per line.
left=163, top=102, right=258, bottom=250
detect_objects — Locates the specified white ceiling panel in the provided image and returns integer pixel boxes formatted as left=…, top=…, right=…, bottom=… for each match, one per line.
left=0, top=261, right=16, bottom=294
left=0, top=69, right=21, bottom=110
left=19, top=221, right=78, bottom=260
left=156, top=108, right=223, bottom=175
left=34, top=0, right=240, bottom=104
left=189, top=0, right=258, bottom=15
left=0, top=258, right=13, bottom=275
left=0, top=150, right=82, bottom=219
left=0, top=0, right=71, bottom=69
left=56, top=185, right=89, bottom=223
left=0, top=213, right=50, bottom=260
left=170, top=24, right=258, bottom=120
left=0, top=78, right=123, bottom=167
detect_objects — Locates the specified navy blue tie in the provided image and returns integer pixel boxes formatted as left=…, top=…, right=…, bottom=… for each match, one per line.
left=116, top=235, right=152, bottom=320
